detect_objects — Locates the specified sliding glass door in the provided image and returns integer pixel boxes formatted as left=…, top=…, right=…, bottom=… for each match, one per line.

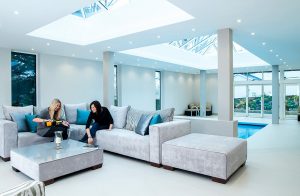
left=234, top=86, right=247, bottom=116
left=285, top=84, right=300, bottom=118
left=248, top=85, right=262, bottom=117
left=263, top=85, right=272, bottom=117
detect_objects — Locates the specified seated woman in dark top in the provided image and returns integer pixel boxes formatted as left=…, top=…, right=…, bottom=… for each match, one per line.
left=80, top=100, right=113, bottom=144
left=33, top=98, right=69, bottom=140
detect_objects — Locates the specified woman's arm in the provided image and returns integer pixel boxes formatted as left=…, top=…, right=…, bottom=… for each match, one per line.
left=33, top=118, right=50, bottom=123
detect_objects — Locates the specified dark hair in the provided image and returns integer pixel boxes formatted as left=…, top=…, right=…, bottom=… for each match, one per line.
left=90, top=100, right=102, bottom=114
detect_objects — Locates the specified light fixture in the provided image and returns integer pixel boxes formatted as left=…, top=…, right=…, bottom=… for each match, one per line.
left=269, top=49, right=273, bottom=52
left=120, top=61, right=123, bottom=64
left=72, top=54, right=75, bottom=57
left=137, top=58, right=140, bottom=62
left=237, top=19, right=242, bottom=23
left=137, top=63, right=140, bottom=66
left=89, top=49, right=93, bottom=53
left=95, top=57, right=99, bottom=60
left=129, top=41, right=133, bottom=44
left=192, top=28, right=196, bottom=32
left=276, top=54, right=279, bottom=57
left=156, top=35, right=161, bottom=39
left=107, top=46, right=111, bottom=49
left=46, top=42, right=50, bottom=46
left=262, top=42, right=266, bottom=46
left=283, top=62, right=286, bottom=64
left=31, top=48, right=35, bottom=51
left=13, top=10, right=19, bottom=15
left=280, top=58, right=283, bottom=61
left=251, top=32, right=255, bottom=36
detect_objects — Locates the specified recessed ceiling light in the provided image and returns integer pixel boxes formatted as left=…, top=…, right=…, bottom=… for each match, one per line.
left=156, top=35, right=161, bottom=39
left=13, top=10, right=19, bottom=15
left=107, top=46, right=111, bottom=49
left=280, top=58, right=283, bottom=61
left=89, top=49, right=93, bottom=53
left=251, top=32, right=255, bottom=36
left=269, top=49, right=273, bottom=52
left=113, top=53, right=116, bottom=57
left=262, top=42, right=266, bottom=46
left=46, top=42, right=50, bottom=46
left=31, top=48, right=35, bottom=51
left=95, top=57, right=99, bottom=60
left=276, top=54, right=279, bottom=57
left=72, top=54, right=75, bottom=57
left=192, top=28, right=196, bottom=32
left=283, top=62, right=286, bottom=64
left=120, top=61, right=123, bottom=64
left=237, top=19, right=242, bottom=23
left=137, top=64, right=140, bottom=66
left=129, top=41, right=133, bottom=44
left=137, top=58, right=140, bottom=62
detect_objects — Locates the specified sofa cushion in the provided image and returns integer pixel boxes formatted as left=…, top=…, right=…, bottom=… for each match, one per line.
left=150, top=114, right=162, bottom=125
left=0, top=180, right=45, bottom=196
left=25, top=114, right=38, bottom=133
left=109, top=105, right=130, bottom=129
left=135, top=114, right=152, bottom=136
left=68, top=124, right=86, bottom=141
left=76, top=109, right=90, bottom=125
left=125, top=108, right=175, bottom=131
left=96, top=129, right=150, bottom=161
left=18, top=132, right=52, bottom=148
left=64, top=103, right=87, bottom=124
left=10, top=113, right=30, bottom=132
left=2, top=105, right=33, bottom=121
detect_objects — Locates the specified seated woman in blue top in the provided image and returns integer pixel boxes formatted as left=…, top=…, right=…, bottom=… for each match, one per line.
left=80, top=100, right=113, bottom=144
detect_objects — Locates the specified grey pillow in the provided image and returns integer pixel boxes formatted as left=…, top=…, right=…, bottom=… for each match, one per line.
left=10, top=113, right=30, bottom=132
left=135, top=114, right=153, bottom=136
left=64, top=103, right=88, bottom=124
left=2, top=105, right=33, bottom=121
left=109, top=105, right=130, bottom=129
left=155, top=108, right=175, bottom=122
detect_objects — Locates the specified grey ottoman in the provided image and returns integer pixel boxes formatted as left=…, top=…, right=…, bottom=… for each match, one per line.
left=162, top=133, right=247, bottom=183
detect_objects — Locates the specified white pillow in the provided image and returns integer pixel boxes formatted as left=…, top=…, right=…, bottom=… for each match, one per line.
left=2, top=105, right=33, bottom=121
left=109, top=105, right=130, bottom=129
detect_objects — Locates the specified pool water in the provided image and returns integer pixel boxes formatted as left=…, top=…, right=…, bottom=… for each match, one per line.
left=238, top=122, right=267, bottom=139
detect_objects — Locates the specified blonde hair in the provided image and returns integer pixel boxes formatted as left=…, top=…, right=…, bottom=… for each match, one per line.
left=49, top=98, right=62, bottom=120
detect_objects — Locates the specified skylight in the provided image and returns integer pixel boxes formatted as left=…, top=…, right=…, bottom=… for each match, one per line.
left=72, top=0, right=117, bottom=19
left=169, top=34, right=246, bottom=56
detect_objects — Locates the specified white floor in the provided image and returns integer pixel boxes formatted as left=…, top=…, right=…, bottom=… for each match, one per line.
left=1, top=120, right=300, bottom=196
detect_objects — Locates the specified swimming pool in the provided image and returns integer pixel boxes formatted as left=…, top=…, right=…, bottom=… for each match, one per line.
left=238, top=122, right=267, bottom=139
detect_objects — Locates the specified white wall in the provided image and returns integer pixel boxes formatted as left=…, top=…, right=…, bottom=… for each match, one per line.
left=119, top=65, right=156, bottom=111
left=206, top=73, right=218, bottom=114
left=39, top=54, right=103, bottom=107
left=162, top=71, right=195, bottom=115
left=0, top=48, right=11, bottom=118
left=193, top=74, right=200, bottom=103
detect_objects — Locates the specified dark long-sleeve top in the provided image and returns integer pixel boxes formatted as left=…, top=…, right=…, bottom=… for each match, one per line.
left=86, top=107, right=114, bottom=129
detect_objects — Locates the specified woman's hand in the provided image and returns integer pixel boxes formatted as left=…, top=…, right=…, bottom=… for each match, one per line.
left=88, top=137, right=94, bottom=144
left=62, top=121, right=69, bottom=127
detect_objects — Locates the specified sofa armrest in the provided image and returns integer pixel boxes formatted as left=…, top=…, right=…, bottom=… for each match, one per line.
left=149, top=120, right=191, bottom=164
left=0, top=120, right=18, bottom=159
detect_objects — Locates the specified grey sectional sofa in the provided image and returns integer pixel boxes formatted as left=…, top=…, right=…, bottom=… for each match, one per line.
left=0, top=104, right=191, bottom=166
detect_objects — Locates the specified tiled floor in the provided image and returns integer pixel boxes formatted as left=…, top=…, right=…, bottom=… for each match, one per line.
left=0, top=119, right=299, bottom=196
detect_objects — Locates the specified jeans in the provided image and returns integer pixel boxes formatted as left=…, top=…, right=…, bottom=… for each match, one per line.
left=43, top=124, right=69, bottom=140
left=80, top=123, right=109, bottom=142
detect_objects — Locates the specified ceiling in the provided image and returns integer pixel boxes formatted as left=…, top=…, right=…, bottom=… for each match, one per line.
left=0, top=0, right=299, bottom=74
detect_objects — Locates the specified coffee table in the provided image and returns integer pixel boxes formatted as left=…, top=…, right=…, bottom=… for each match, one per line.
left=10, top=140, right=103, bottom=185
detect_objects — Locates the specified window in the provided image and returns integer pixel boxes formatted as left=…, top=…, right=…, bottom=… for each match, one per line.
left=263, top=85, right=272, bottom=114
left=248, top=85, right=262, bottom=117
left=234, top=86, right=247, bottom=115
left=113, top=65, right=118, bottom=106
left=284, top=70, right=300, bottom=80
left=234, top=73, right=247, bottom=81
left=11, top=52, right=36, bottom=106
left=285, top=84, right=299, bottom=116
left=247, top=72, right=262, bottom=81
left=263, top=72, right=272, bottom=80
left=155, top=71, right=161, bottom=110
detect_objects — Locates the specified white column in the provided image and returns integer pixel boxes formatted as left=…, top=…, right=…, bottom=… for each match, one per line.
left=217, top=28, right=233, bottom=121
left=102, top=51, right=115, bottom=107
left=272, top=65, right=279, bottom=124
left=200, top=70, right=206, bottom=117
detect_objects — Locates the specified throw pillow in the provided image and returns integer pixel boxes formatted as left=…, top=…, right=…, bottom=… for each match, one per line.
left=77, top=109, right=90, bottom=125
left=125, top=108, right=152, bottom=131
left=150, top=114, right=162, bottom=125
left=64, top=103, right=88, bottom=124
left=155, top=108, right=175, bottom=122
left=10, top=113, right=30, bottom=132
left=2, top=105, right=33, bottom=121
left=135, top=114, right=153, bottom=136
left=109, top=105, right=130, bottom=129
left=25, top=114, right=38, bottom=133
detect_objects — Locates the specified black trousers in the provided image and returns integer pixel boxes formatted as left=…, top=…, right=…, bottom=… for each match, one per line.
left=43, top=124, right=69, bottom=140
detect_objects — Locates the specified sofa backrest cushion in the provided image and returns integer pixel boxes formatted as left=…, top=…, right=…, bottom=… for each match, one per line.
left=25, top=114, right=38, bottom=133
left=109, top=105, right=130, bottom=129
left=76, top=109, right=90, bottom=125
left=64, top=103, right=88, bottom=124
left=125, top=108, right=175, bottom=131
left=2, top=105, right=33, bottom=121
